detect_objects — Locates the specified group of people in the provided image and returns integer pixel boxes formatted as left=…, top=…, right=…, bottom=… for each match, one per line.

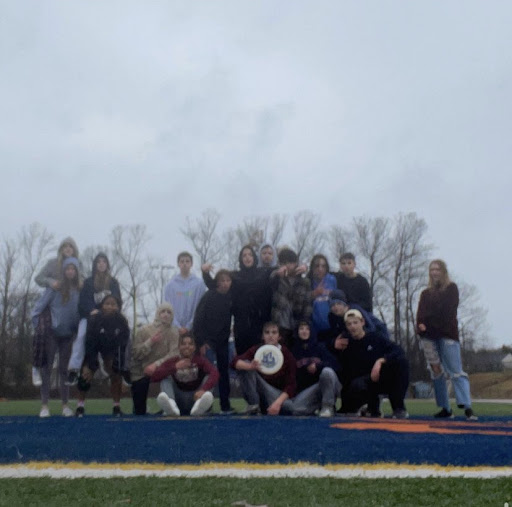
left=30, top=238, right=477, bottom=421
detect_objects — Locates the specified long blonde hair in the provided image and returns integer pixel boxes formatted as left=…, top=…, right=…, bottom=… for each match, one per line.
left=60, top=258, right=80, bottom=303
left=428, top=259, right=451, bottom=290
left=93, top=253, right=112, bottom=291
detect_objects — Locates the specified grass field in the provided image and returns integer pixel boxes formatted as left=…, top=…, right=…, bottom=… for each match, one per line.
left=1, top=398, right=511, bottom=506
left=0, top=477, right=511, bottom=506
left=1, top=397, right=511, bottom=417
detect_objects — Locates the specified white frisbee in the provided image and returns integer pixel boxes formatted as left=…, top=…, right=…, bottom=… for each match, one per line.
left=254, top=344, right=284, bottom=375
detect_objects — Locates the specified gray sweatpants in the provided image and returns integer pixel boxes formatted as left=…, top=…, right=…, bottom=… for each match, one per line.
left=40, top=335, right=73, bottom=405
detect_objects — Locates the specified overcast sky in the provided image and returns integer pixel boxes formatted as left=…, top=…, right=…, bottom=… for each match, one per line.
left=1, top=1, right=511, bottom=346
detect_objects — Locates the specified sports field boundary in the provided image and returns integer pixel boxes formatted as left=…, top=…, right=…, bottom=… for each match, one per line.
left=1, top=462, right=512, bottom=479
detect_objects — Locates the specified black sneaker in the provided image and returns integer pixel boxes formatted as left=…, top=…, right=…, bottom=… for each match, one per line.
left=112, top=406, right=123, bottom=417
left=75, top=406, right=85, bottom=418
left=65, top=370, right=79, bottom=386
left=360, top=406, right=382, bottom=418
left=434, top=408, right=454, bottom=418
left=465, top=408, right=478, bottom=421
left=392, top=409, right=409, bottom=419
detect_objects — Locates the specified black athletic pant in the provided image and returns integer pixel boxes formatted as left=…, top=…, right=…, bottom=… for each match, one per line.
left=131, top=376, right=151, bottom=415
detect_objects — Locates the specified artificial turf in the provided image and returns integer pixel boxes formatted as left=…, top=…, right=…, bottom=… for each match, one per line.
left=1, top=398, right=511, bottom=417
left=0, top=477, right=511, bottom=506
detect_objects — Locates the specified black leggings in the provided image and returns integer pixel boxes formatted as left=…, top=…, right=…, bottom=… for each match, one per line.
left=131, top=376, right=151, bottom=415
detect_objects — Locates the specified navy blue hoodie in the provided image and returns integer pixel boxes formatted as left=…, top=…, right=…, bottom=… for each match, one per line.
left=78, top=253, right=122, bottom=319
left=337, top=331, right=405, bottom=386
left=292, top=334, right=339, bottom=392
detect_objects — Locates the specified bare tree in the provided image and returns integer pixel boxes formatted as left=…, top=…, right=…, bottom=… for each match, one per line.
left=0, top=238, right=18, bottom=386
left=180, top=208, right=223, bottom=264
left=328, top=224, right=353, bottom=265
left=225, top=213, right=288, bottom=267
left=291, top=210, right=325, bottom=262
left=234, top=216, right=268, bottom=251
left=385, top=213, right=432, bottom=356
left=135, top=257, right=170, bottom=326
left=353, top=216, right=393, bottom=291
left=268, top=213, right=288, bottom=248
left=110, top=224, right=151, bottom=330
left=457, top=281, right=489, bottom=353
left=222, top=229, right=241, bottom=270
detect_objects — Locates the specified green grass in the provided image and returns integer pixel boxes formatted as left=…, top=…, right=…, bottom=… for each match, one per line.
left=1, top=397, right=511, bottom=417
left=0, top=477, right=510, bottom=506
left=0, top=397, right=246, bottom=416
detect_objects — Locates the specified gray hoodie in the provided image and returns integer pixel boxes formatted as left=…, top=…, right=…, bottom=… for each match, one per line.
left=35, top=237, right=83, bottom=288
left=31, top=257, right=80, bottom=337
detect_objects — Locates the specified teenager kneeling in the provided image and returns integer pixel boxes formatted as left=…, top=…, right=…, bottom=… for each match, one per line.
left=335, top=310, right=409, bottom=419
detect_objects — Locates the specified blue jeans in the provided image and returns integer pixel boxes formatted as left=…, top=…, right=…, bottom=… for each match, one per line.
left=421, top=338, right=472, bottom=410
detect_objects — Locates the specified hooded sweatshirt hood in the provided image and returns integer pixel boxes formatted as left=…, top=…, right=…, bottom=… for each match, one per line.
left=238, top=245, right=258, bottom=271
left=154, top=302, right=174, bottom=327
left=92, top=252, right=111, bottom=277
left=58, top=237, right=80, bottom=258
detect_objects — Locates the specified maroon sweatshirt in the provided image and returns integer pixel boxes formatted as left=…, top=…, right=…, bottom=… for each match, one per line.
left=232, top=344, right=296, bottom=398
left=416, top=282, right=459, bottom=341
left=151, top=354, right=219, bottom=392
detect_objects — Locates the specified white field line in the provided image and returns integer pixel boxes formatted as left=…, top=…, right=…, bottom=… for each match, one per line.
left=1, top=463, right=512, bottom=479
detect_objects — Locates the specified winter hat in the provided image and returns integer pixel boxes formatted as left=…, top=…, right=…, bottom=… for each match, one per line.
left=329, top=289, right=348, bottom=307
left=62, top=257, right=80, bottom=272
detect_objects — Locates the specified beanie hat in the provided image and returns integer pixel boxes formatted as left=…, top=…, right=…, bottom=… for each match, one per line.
left=62, top=257, right=79, bottom=272
left=329, top=289, right=348, bottom=307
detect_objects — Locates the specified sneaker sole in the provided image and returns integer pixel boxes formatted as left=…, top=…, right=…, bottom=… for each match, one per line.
left=190, top=392, right=213, bottom=416
left=156, top=393, right=180, bottom=416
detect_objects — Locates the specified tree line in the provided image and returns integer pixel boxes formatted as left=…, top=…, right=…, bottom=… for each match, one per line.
left=0, top=210, right=490, bottom=394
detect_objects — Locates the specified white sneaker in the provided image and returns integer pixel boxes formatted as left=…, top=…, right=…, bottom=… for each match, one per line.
left=32, top=367, right=42, bottom=387
left=39, top=406, right=50, bottom=418
left=62, top=406, right=74, bottom=417
left=190, top=391, right=213, bottom=416
left=156, top=392, right=180, bottom=416
left=319, top=406, right=334, bottom=418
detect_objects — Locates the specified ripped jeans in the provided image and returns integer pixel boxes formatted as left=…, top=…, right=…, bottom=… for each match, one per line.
left=421, top=337, right=472, bottom=410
